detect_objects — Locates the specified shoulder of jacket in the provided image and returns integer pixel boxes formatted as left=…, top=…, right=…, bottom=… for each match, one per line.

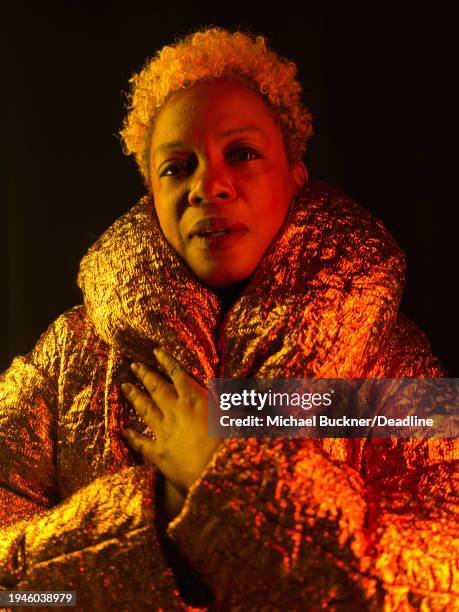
left=47, top=304, right=96, bottom=338
left=370, top=313, right=446, bottom=377
left=32, top=305, right=106, bottom=362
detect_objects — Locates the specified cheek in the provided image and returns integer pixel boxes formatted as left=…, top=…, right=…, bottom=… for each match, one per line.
left=152, top=198, right=176, bottom=241
left=242, top=177, right=273, bottom=207
left=256, top=163, right=293, bottom=202
left=256, top=187, right=292, bottom=241
left=261, top=183, right=291, bottom=220
left=152, top=189, right=176, bottom=228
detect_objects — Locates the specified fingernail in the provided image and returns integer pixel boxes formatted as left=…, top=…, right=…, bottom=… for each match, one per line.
left=121, top=383, right=132, bottom=395
left=130, top=362, right=140, bottom=373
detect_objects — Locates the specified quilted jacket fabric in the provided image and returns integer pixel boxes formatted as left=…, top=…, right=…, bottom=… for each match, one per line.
left=1, top=181, right=457, bottom=610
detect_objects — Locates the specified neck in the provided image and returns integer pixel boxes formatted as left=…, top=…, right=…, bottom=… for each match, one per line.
left=214, top=279, right=249, bottom=314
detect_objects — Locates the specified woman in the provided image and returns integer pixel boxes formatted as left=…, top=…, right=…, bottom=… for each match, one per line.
left=1, top=27, right=456, bottom=610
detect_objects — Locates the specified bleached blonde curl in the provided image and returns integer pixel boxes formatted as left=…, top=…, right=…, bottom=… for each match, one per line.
left=120, top=27, right=313, bottom=185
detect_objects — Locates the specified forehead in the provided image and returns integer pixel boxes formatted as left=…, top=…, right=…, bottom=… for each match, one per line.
left=151, top=79, right=280, bottom=149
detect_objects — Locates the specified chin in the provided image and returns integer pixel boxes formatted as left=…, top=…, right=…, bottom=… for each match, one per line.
left=195, top=265, right=254, bottom=289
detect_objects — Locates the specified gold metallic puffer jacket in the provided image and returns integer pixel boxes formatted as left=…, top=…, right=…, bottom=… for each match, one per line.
left=1, top=181, right=457, bottom=611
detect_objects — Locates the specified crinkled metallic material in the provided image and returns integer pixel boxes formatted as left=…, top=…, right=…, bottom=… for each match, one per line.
left=1, top=181, right=457, bottom=610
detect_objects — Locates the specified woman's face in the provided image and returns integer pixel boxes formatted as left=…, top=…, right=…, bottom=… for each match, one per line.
left=150, top=79, right=307, bottom=288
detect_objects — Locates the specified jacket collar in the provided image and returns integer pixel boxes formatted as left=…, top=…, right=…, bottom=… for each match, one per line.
left=77, top=181, right=405, bottom=381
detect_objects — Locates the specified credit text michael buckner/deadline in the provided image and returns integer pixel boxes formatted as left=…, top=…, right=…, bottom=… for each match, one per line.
left=219, top=415, right=434, bottom=428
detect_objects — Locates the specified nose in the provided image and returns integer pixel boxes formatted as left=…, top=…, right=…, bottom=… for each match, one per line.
left=188, top=160, right=236, bottom=207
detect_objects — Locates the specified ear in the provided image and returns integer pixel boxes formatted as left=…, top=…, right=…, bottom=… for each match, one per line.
left=290, top=161, right=308, bottom=192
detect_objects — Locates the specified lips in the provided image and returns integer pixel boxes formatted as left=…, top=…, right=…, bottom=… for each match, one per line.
left=188, top=217, right=248, bottom=239
left=187, top=217, right=249, bottom=252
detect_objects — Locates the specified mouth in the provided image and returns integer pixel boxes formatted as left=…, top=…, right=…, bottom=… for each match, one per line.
left=188, top=217, right=248, bottom=239
left=188, top=217, right=249, bottom=251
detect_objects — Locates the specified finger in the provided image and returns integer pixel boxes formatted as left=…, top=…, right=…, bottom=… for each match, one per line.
left=121, top=383, right=163, bottom=429
left=120, top=428, right=157, bottom=465
left=130, top=362, right=177, bottom=406
left=153, top=348, right=191, bottom=397
left=155, top=348, right=209, bottom=400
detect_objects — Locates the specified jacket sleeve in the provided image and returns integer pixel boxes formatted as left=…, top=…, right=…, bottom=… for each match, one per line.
left=359, top=314, right=458, bottom=610
left=167, top=437, right=383, bottom=610
left=166, top=317, right=458, bottom=611
left=0, top=312, right=185, bottom=611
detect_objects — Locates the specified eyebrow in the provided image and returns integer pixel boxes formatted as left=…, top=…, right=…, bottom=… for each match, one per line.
left=154, top=125, right=267, bottom=158
left=218, top=124, right=267, bottom=139
left=155, top=140, right=185, bottom=156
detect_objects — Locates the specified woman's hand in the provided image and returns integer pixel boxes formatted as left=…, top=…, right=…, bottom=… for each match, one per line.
left=120, top=348, right=222, bottom=495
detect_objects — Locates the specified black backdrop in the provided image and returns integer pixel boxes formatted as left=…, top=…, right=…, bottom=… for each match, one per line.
left=4, top=2, right=458, bottom=374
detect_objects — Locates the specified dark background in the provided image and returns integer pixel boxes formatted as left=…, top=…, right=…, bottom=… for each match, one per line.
left=4, top=2, right=458, bottom=374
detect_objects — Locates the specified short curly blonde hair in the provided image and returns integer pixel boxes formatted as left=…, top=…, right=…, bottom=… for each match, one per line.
left=120, top=26, right=313, bottom=185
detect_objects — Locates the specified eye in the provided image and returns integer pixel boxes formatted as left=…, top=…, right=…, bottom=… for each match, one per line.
left=159, top=158, right=194, bottom=178
left=227, top=146, right=261, bottom=163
